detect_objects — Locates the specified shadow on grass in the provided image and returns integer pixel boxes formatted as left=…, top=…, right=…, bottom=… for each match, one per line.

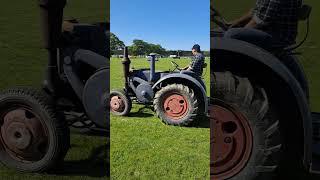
left=127, top=106, right=154, bottom=118
left=127, top=105, right=210, bottom=128
left=70, top=128, right=109, bottom=137
left=194, top=117, right=210, bottom=128
left=54, top=144, right=109, bottom=178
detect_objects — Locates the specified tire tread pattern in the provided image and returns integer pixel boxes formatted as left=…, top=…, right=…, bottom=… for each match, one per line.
left=154, top=84, right=199, bottom=126
left=0, top=87, right=70, bottom=173
left=212, top=72, right=282, bottom=180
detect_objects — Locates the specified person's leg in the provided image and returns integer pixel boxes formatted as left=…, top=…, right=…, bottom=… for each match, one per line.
left=180, top=70, right=206, bottom=88
left=180, top=70, right=197, bottom=77
left=224, top=28, right=273, bottom=50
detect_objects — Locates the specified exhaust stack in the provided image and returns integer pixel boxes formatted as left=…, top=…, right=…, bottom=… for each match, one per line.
left=39, top=0, right=66, bottom=49
left=149, top=53, right=156, bottom=82
left=38, top=0, right=66, bottom=93
left=122, top=47, right=131, bottom=89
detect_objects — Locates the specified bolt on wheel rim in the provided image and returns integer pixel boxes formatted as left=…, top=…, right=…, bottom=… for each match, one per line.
left=163, top=93, right=189, bottom=120
left=210, top=103, right=253, bottom=179
left=0, top=107, right=49, bottom=162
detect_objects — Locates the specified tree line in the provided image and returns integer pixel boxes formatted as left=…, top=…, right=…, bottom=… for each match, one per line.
left=110, top=32, right=209, bottom=57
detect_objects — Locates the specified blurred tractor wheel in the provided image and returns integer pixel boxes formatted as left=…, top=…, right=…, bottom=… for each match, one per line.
left=0, top=88, right=70, bottom=172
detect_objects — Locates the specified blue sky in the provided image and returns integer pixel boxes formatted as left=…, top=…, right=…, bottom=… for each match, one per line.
left=111, top=0, right=210, bottom=51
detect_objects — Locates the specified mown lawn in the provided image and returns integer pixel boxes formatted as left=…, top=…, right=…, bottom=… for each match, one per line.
left=110, top=57, right=210, bottom=179
left=0, top=0, right=109, bottom=179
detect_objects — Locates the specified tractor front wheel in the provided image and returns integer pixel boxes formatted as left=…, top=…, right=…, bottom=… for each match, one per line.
left=0, top=88, right=70, bottom=172
left=154, top=84, right=199, bottom=126
left=110, top=89, right=132, bottom=116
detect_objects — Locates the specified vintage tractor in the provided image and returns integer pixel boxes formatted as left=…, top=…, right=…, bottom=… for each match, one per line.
left=210, top=4, right=320, bottom=180
left=0, top=0, right=109, bottom=172
left=110, top=49, right=207, bottom=126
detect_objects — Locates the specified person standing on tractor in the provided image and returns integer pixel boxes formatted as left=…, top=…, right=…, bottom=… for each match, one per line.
left=182, top=44, right=205, bottom=76
left=224, top=0, right=302, bottom=50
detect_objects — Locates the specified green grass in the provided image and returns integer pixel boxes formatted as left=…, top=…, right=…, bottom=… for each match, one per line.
left=110, top=57, right=210, bottom=179
left=0, top=0, right=108, bottom=179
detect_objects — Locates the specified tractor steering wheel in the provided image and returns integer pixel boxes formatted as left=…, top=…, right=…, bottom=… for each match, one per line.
left=171, top=61, right=181, bottom=72
left=211, top=7, right=230, bottom=31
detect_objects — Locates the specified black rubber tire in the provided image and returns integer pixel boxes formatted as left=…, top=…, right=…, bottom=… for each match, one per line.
left=0, top=88, right=70, bottom=173
left=110, top=89, right=132, bottom=116
left=211, top=72, right=282, bottom=180
left=153, top=84, right=199, bottom=126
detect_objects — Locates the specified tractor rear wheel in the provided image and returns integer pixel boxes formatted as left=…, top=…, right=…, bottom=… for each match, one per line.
left=0, top=88, right=70, bottom=172
left=110, top=89, right=132, bottom=116
left=211, top=72, right=283, bottom=180
left=154, top=84, right=199, bottom=126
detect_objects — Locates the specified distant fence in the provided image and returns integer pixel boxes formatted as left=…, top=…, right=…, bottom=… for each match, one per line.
left=111, top=55, right=211, bottom=60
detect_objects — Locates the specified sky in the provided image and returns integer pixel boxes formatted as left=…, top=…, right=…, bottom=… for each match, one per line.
left=111, top=0, right=210, bottom=51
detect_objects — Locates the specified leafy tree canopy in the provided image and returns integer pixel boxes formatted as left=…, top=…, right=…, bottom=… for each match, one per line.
left=110, top=32, right=125, bottom=55
left=129, top=39, right=166, bottom=56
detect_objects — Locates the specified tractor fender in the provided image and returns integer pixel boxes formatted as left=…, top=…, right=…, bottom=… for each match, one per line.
left=152, top=73, right=208, bottom=113
left=211, top=37, right=312, bottom=169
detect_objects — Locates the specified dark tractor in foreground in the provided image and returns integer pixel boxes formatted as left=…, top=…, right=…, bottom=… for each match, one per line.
left=110, top=50, right=208, bottom=126
left=210, top=5, right=320, bottom=180
left=0, top=0, right=109, bottom=172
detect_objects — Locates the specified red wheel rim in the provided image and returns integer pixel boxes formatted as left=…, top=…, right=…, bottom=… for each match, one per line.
left=110, top=95, right=125, bottom=113
left=163, top=93, right=189, bottom=120
left=210, top=102, right=253, bottom=179
left=0, top=107, right=49, bottom=162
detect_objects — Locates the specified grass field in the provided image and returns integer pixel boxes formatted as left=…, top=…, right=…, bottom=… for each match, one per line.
left=0, top=0, right=108, bottom=179
left=110, top=57, right=210, bottom=179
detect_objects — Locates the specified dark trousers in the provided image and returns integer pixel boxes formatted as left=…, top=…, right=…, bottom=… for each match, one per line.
left=224, top=28, right=286, bottom=51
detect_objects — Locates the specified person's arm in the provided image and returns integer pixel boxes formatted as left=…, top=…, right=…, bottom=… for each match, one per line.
left=180, top=56, right=194, bottom=70
left=248, top=0, right=282, bottom=28
left=181, top=59, right=194, bottom=71
left=245, top=18, right=258, bottom=28
left=229, top=8, right=254, bottom=28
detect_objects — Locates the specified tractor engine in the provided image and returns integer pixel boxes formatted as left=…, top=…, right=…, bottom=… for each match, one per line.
left=60, top=22, right=109, bottom=129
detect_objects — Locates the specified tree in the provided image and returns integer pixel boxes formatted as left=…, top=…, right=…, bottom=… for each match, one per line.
left=110, top=32, right=125, bottom=55
left=148, top=44, right=166, bottom=55
left=128, top=39, right=166, bottom=56
left=129, top=39, right=148, bottom=56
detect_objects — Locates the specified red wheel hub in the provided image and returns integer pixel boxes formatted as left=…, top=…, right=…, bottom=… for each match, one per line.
left=210, top=103, right=253, bottom=179
left=163, top=93, right=188, bottom=120
left=110, top=96, right=125, bottom=112
left=0, top=108, right=48, bottom=162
